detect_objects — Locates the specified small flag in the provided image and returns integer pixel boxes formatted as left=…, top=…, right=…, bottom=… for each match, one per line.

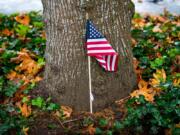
left=86, top=20, right=118, bottom=71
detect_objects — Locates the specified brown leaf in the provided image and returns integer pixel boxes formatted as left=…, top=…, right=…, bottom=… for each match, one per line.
left=61, top=106, right=73, bottom=118
left=0, top=48, right=5, bottom=54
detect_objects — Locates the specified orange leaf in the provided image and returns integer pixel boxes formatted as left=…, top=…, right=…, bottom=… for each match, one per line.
left=132, top=18, right=146, bottom=28
left=15, top=49, right=42, bottom=75
left=87, top=125, right=96, bottom=135
left=15, top=14, right=30, bottom=25
left=138, top=79, right=148, bottom=89
left=6, top=71, right=17, bottom=80
left=2, top=28, right=13, bottom=36
left=32, top=76, right=43, bottom=83
left=130, top=79, right=155, bottom=102
left=16, top=102, right=31, bottom=117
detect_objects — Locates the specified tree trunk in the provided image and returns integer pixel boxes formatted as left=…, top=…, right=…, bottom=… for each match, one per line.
left=41, top=0, right=136, bottom=112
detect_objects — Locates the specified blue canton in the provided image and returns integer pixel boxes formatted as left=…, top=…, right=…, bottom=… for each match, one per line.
left=86, top=20, right=104, bottom=39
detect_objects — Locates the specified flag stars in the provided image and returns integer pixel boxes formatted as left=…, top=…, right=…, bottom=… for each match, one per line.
left=88, top=21, right=104, bottom=39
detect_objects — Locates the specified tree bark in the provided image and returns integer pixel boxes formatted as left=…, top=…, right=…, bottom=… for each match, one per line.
left=41, top=0, right=136, bottom=111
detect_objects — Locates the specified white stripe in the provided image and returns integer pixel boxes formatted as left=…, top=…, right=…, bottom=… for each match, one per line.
left=88, top=50, right=115, bottom=53
left=87, top=44, right=111, bottom=48
left=107, top=55, right=111, bottom=71
left=102, top=65, right=106, bottom=69
left=87, top=38, right=107, bottom=42
left=111, top=55, right=117, bottom=71
left=96, top=59, right=106, bottom=63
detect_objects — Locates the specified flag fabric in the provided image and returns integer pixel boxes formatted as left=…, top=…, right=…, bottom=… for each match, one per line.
left=86, top=20, right=118, bottom=71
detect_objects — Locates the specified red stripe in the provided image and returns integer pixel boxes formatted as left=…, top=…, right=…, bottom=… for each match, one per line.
left=87, top=47, right=113, bottom=50
left=114, top=54, right=118, bottom=71
left=95, top=55, right=103, bottom=59
left=87, top=41, right=109, bottom=45
left=87, top=52, right=116, bottom=56
left=110, top=55, right=113, bottom=71
left=105, top=56, right=108, bottom=71
left=98, top=62, right=106, bottom=66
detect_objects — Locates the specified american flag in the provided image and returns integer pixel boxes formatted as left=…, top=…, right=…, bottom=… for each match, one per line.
left=86, top=20, right=118, bottom=71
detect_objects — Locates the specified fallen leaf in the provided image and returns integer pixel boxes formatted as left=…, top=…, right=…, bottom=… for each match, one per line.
left=153, top=25, right=162, bottom=33
left=132, top=18, right=146, bottom=28
left=15, top=14, right=30, bottom=25
left=138, top=79, right=148, bottom=89
left=22, top=127, right=29, bottom=135
left=61, top=106, right=73, bottom=118
left=16, top=102, right=31, bottom=117
left=149, top=69, right=166, bottom=87
left=87, top=124, right=96, bottom=135
left=2, top=28, right=13, bottom=36
left=173, top=78, right=180, bottom=86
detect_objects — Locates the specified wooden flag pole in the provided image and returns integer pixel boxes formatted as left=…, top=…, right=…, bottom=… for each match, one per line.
left=88, top=56, right=93, bottom=113
left=86, top=12, right=93, bottom=114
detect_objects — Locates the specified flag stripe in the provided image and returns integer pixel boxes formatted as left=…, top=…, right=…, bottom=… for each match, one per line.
left=87, top=50, right=116, bottom=53
left=87, top=44, right=111, bottom=48
left=87, top=41, right=109, bottom=45
left=87, top=38, right=107, bottom=42
left=112, top=55, right=116, bottom=71
left=87, top=52, right=116, bottom=56
left=87, top=47, right=113, bottom=50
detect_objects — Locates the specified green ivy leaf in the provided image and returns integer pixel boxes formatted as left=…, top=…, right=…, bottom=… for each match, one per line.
left=15, top=24, right=30, bottom=36
left=150, top=57, right=164, bottom=69
left=99, top=118, right=108, bottom=127
left=95, top=128, right=103, bottom=135
left=31, top=97, right=45, bottom=108
left=114, top=121, right=123, bottom=130
left=46, top=103, right=60, bottom=111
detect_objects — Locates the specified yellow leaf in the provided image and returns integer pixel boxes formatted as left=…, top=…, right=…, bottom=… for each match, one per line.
left=22, top=127, right=29, bottom=135
left=150, top=69, right=166, bottom=87
left=173, top=78, right=180, bottom=86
